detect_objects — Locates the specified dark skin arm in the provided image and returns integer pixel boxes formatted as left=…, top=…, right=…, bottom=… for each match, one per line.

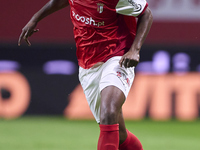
left=18, top=0, right=69, bottom=46
left=119, top=7, right=153, bottom=68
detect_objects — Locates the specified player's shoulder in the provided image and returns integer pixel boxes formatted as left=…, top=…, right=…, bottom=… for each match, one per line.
left=115, top=0, right=148, bottom=17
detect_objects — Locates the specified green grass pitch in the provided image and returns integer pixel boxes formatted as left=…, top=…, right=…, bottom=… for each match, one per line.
left=0, top=116, right=199, bottom=150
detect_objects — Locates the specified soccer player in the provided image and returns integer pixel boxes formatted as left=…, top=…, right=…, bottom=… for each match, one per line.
left=18, top=0, right=153, bottom=150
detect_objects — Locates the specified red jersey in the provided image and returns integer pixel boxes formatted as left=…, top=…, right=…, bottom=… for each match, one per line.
left=69, top=0, right=148, bottom=69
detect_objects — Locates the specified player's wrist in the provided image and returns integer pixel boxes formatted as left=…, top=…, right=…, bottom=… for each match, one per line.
left=29, top=17, right=39, bottom=25
left=129, top=45, right=141, bottom=53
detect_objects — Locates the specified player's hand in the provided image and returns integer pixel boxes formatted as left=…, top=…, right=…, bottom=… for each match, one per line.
left=18, top=21, right=39, bottom=46
left=119, top=50, right=140, bottom=68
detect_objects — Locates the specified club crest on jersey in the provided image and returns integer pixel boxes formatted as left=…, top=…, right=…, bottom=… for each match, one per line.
left=70, top=0, right=74, bottom=5
left=128, top=0, right=142, bottom=12
left=97, top=3, right=104, bottom=13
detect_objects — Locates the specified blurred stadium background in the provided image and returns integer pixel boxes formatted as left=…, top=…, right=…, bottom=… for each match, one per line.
left=0, top=0, right=200, bottom=150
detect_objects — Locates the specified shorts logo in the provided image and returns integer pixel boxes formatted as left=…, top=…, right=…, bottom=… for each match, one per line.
left=116, top=71, right=130, bottom=87
left=97, top=3, right=104, bottom=13
left=128, top=0, right=142, bottom=12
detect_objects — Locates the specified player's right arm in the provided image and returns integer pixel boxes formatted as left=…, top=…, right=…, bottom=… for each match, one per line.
left=18, top=0, right=69, bottom=46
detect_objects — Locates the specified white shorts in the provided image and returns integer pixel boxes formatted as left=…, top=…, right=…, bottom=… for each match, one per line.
left=79, top=56, right=135, bottom=123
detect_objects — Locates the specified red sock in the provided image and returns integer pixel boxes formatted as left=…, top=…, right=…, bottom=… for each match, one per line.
left=98, top=124, right=119, bottom=150
left=119, top=129, right=143, bottom=150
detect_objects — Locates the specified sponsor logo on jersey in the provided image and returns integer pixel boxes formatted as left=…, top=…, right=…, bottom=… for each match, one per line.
left=97, top=3, right=104, bottom=13
left=72, top=11, right=104, bottom=27
left=128, top=0, right=142, bottom=12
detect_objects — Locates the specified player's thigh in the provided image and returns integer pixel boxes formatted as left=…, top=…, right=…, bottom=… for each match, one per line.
left=100, top=85, right=125, bottom=124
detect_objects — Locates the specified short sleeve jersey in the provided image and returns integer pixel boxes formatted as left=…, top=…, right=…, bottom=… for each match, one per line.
left=69, top=0, right=148, bottom=69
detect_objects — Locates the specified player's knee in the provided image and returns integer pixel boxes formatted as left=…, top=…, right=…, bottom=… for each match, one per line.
left=100, top=109, right=118, bottom=125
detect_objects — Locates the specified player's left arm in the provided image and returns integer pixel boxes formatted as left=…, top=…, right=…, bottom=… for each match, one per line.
left=119, top=7, right=153, bottom=68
